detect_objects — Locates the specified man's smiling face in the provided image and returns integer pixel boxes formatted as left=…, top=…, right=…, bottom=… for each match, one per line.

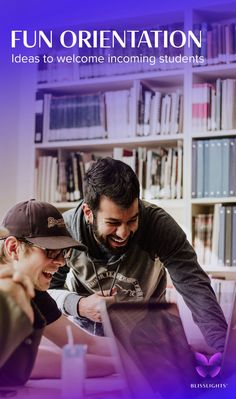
left=83, top=196, right=139, bottom=254
left=15, top=240, right=65, bottom=290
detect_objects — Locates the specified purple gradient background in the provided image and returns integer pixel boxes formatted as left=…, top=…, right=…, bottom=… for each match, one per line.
left=1, top=0, right=236, bottom=398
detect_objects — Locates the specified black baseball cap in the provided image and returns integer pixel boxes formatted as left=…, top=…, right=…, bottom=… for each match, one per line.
left=1, top=199, right=87, bottom=251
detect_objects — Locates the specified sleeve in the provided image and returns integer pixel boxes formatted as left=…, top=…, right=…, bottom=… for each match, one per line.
left=49, top=264, right=83, bottom=317
left=33, top=291, right=61, bottom=325
left=144, top=205, right=227, bottom=352
left=48, top=288, right=82, bottom=317
left=0, top=292, right=33, bottom=368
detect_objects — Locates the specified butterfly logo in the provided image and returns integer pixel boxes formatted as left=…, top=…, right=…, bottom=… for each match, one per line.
left=194, top=352, right=222, bottom=378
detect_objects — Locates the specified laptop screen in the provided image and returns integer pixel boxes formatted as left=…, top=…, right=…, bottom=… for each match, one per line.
left=103, top=302, right=198, bottom=399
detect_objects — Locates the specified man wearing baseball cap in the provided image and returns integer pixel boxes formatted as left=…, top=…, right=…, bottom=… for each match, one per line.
left=0, top=227, right=34, bottom=368
left=0, top=199, right=114, bottom=386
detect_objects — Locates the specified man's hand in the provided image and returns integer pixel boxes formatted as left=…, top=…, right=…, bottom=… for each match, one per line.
left=0, top=267, right=34, bottom=323
left=78, top=289, right=117, bottom=322
left=0, top=266, right=34, bottom=298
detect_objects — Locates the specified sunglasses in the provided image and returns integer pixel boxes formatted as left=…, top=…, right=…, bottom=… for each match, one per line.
left=19, top=239, right=74, bottom=260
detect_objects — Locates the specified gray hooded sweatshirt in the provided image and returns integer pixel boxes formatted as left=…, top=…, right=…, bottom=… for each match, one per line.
left=49, top=200, right=227, bottom=351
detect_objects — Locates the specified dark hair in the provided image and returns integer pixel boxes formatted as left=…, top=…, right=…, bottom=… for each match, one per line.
left=83, top=157, right=140, bottom=211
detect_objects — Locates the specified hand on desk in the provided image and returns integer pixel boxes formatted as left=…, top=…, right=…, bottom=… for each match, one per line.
left=78, top=288, right=117, bottom=323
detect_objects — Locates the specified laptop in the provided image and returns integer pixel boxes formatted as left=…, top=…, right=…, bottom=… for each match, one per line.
left=101, top=301, right=197, bottom=399
left=101, top=296, right=236, bottom=399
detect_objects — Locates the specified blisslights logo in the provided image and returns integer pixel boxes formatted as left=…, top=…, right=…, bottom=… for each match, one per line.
left=190, top=383, right=227, bottom=389
left=194, top=352, right=222, bottom=378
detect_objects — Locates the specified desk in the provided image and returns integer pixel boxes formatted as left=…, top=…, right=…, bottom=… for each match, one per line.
left=2, top=376, right=125, bottom=399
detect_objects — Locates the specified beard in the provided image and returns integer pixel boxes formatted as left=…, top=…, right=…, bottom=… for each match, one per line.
left=90, top=218, right=134, bottom=255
